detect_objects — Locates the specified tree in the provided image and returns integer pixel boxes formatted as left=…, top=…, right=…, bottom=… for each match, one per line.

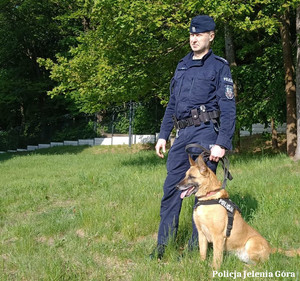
left=1, top=0, right=298, bottom=153
left=202, top=0, right=286, bottom=143
left=39, top=1, right=192, bottom=112
left=280, top=8, right=297, bottom=156
left=294, top=5, right=300, bottom=160
left=224, top=23, right=240, bottom=151
left=0, top=0, right=95, bottom=149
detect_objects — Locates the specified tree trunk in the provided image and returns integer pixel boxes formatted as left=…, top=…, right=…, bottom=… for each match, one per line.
left=271, top=118, right=278, bottom=150
left=280, top=9, right=297, bottom=157
left=294, top=5, right=300, bottom=161
left=224, top=23, right=240, bottom=152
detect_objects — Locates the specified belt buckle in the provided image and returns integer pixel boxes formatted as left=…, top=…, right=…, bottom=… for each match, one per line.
left=178, top=121, right=185, bottom=129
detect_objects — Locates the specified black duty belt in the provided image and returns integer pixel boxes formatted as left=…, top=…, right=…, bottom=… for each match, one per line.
left=194, top=198, right=241, bottom=237
left=173, top=109, right=220, bottom=130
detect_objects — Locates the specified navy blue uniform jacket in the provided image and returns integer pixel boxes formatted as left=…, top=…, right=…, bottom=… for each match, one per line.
left=159, top=50, right=236, bottom=149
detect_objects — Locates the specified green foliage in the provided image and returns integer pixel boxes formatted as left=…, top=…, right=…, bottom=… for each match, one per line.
left=235, top=43, right=286, bottom=130
left=39, top=0, right=297, bottom=132
left=39, top=0, right=193, bottom=110
left=99, top=100, right=165, bottom=135
left=0, top=0, right=299, bottom=150
left=133, top=103, right=165, bottom=134
left=51, top=120, right=97, bottom=141
left=0, top=0, right=85, bottom=148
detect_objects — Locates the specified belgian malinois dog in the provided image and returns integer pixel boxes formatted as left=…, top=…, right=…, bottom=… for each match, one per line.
left=177, top=155, right=299, bottom=269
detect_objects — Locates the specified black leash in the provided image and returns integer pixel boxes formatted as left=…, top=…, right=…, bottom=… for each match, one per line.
left=185, top=143, right=233, bottom=189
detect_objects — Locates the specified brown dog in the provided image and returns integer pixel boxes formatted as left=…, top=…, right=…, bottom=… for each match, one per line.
left=177, top=155, right=299, bottom=269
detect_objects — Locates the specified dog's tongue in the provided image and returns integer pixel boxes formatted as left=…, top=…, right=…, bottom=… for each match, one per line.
left=180, top=190, right=189, bottom=199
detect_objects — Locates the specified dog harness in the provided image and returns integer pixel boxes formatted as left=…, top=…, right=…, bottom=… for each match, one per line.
left=194, top=198, right=241, bottom=237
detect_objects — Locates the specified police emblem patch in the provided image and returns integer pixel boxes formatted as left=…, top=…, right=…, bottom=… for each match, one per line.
left=225, top=85, right=234, bottom=99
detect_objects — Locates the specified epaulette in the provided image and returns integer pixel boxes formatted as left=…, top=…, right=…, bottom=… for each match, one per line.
left=214, top=55, right=229, bottom=65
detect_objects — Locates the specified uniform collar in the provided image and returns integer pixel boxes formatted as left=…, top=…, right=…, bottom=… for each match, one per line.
left=180, top=49, right=213, bottom=68
left=192, top=49, right=212, bottom=62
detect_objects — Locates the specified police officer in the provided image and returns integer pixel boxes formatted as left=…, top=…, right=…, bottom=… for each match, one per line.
left=151, top=15, right=236, bottom=259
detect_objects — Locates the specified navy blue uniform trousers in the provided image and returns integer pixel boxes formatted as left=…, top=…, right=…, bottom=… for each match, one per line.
left=157, top=123, right=218, bottom=246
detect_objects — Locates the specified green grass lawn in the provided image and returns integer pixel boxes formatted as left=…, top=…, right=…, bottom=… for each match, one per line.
left=0, top=144, right=299, bottom=280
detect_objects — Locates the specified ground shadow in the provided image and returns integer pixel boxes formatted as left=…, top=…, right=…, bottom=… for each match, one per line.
left=230, top=192, right=258, bottom=222
left=0, top=145, right=89, bottom=163
left=120, top=152, right=167, bottom=167
left=227, top=151, right=286, bottom=166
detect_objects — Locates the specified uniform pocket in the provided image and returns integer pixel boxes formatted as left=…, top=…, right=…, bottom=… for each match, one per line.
left=189, top=73, right=215, bottom=104
left=173, top=70, right=185, bottom=97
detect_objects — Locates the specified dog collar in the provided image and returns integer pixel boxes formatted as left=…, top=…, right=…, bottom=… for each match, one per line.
left=201, top=189, right=221, bottom=198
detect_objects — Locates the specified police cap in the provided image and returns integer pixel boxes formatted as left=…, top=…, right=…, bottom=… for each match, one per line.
left=189, top=15, right=215, bottom=33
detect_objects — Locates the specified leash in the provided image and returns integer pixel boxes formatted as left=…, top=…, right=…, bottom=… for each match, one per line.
left=185, top=143, right=233, bottom=189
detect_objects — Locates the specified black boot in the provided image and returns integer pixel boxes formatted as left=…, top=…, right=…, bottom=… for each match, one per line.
left=149, top=244, right=165, bottom=260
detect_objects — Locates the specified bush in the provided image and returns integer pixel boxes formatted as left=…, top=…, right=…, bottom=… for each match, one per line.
left=103, top=100, right=164, bottom=135
left=51, top=120, right=97, bottom=141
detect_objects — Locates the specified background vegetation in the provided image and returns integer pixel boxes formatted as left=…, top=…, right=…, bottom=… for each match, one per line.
left=0, top=141, right=299, bottom=280
left=0, top=0, right=299, bottom=153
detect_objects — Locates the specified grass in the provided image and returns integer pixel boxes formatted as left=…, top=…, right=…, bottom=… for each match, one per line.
left=0, top=141, right=299, bottom=281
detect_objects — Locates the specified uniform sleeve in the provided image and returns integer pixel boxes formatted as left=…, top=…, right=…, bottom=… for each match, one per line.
left=158, top=77, right=176, bottom=140
left=215, top=64, right=236, bottom=150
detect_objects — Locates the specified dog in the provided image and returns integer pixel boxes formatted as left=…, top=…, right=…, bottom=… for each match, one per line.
left=176, top=155, right=300, bottom=269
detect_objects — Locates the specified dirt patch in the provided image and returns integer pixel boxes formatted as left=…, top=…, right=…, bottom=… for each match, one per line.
left=93, top=253, right=135, bottom=280
left=35, top=236, right=55, bottom=246
left=90, top=143, right=154, bottom=155
left=239, top=134, right=287, bottom=154
left=75, top=229, right=86, bottom=238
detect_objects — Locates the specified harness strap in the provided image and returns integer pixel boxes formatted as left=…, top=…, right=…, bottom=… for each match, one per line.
left=185, top=143, right=233, bottom=189
left=226, top=212, right=234, bottom=237
left=194, top=198, right=241, bottom=237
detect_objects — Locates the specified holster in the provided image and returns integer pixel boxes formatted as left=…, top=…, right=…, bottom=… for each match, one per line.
left=191, top=108, right=201, bottom=127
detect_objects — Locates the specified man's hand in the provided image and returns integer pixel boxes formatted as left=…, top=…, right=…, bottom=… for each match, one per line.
left=155, top=139, right=167, bottom=158
left=209, top=145, right=225, bottom=162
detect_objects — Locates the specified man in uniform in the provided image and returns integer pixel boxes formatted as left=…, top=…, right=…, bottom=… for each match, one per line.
left=151, top=15, right=236, bottom=259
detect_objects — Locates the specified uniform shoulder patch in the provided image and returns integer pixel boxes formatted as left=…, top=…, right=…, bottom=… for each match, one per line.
left=225, top=85, right=234, bottom=99
left=214, top=55, right=229, bottom=65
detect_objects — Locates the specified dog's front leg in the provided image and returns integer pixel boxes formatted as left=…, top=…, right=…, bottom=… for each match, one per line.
left=198, top=230, right=208, bottom=261
left=212, top=237, right=225, bottom=269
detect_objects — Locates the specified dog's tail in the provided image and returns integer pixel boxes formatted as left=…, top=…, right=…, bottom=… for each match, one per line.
left=272, top=247, right=300, bottom=257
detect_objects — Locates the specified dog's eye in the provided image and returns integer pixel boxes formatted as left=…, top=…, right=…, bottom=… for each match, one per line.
left=188, top=175, right=196, bottom=180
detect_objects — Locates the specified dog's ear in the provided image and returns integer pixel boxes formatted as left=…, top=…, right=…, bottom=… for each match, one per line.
left=196, top=156, right=208, bottom=174
left=188, top=154, right=196, bottom=166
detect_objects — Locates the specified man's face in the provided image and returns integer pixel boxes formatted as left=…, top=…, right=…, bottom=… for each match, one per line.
left=189, top=31, right=215, bottom=56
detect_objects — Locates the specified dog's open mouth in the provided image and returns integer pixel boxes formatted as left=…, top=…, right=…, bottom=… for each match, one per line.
left=180, top=185, right=196, bottom=199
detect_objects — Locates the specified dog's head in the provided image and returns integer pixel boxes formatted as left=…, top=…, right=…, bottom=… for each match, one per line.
left=176, top=155, right=221, bottom=199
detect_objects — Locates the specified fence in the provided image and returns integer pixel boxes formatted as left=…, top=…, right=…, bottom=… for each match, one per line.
left=0, top=134, right=157, bottom=153
left=0, top=123, right=287, bottom=154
